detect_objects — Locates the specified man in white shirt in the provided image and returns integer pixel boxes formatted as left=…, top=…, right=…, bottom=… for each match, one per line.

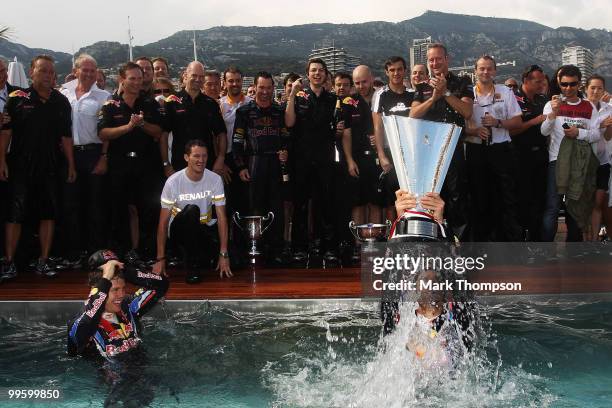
left=60, top=54, right=111, bottom=261
left=540, top=65, right=601, bottom=241
left=154, top=140, right=232, bottom=283
left=465, top=55, right=523, bottom=241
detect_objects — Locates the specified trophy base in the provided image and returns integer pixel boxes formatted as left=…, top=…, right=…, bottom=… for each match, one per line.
left=390, top=211, right=444, bottom=242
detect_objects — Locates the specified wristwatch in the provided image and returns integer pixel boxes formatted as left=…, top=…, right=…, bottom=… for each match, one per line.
left=219, top=251, right=229, bottom=259
left=444, top=90, right=452, bottom=97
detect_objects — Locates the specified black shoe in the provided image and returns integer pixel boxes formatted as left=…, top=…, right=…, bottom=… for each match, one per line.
left=0, top=259, right=17, bottom=281
left=292, top=250, right=307, bottom=263
left=351, top=246, right=361, bottom=264
left=323, top=250, right=339, bottom=265
left=185, top=271, right=202, bottom=284
left=35, top=259, right=58, bottom=278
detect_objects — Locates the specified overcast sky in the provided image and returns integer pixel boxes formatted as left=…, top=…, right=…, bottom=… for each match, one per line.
left=3, top=1, right=611, bottom=53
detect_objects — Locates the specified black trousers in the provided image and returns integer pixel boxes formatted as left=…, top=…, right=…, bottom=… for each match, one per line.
left=292, top=154, right=335, bottom=252
left=108, top=156, right=160, bottom=256
left=465, top=142, right=522, bottom=241
left=169, top=204, right=217, bottom=264
left=62, top=146, right=108, bottom=255
left=440, top=144, right=469, bottom=240
left=332, top=160, right=354, bottom=245
left=246, top=155, right=284, bottom=252
left=516, top=146, right=548, bottom=241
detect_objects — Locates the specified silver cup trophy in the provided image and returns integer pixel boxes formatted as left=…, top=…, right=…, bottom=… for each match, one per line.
left=382, top=116, right=461, bottom=241
left=349, top=221, right=392, bottom=252
left=232, top=212, right=274, bottom=262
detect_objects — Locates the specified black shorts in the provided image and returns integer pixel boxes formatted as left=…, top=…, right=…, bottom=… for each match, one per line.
left=352, top=153, right=382, bottom=206
left=7, top=170, right=60, bottom=223
left=596, top=163, right=610, bottom=191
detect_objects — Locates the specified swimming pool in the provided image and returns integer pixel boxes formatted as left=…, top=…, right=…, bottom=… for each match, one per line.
left=1, top=296, right=611, bottom=407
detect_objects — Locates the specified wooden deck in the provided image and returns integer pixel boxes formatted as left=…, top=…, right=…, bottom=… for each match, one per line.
left=0, top=261, right=610, bottom=301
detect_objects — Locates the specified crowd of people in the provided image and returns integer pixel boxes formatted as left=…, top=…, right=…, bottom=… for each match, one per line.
left=0, top=42, right=611, bottom=282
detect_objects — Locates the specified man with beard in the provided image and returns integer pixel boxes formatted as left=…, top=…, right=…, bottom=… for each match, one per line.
left=233, top=72, right=290, bottom=264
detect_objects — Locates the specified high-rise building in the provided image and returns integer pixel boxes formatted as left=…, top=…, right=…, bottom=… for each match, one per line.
left=561, top=45, right=594, bottom=84
left=409, top=36, right=432, bottom=69
left=308, top=41, right=361, bottom=74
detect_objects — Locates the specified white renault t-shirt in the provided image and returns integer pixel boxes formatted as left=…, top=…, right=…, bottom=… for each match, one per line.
left=469, top=84, right=522, bottom=144
left=160, top=168, right=225, bottom=227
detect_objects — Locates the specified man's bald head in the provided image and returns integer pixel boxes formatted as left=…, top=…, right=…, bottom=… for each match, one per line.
left=185, top=61, right=205, bottom=92
left=353, top=65, right=374, bottom=99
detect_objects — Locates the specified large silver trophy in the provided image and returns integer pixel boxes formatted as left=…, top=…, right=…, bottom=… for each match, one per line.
left=232, top=212, right=274, bottom=263
left=382, top=116, right=461, bottom=241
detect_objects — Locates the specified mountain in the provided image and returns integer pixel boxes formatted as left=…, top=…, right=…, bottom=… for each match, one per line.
left=4, top=11, right=612, bottom=83
left=0, top=38, right=72, bottom=77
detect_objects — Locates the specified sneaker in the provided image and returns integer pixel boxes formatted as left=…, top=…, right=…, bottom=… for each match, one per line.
left=292, top=250, right=308, bottom=263
left=185, top=271, right=202, bottom=284
left=0, top=259, right=17, bottom=281
left=35, top=259, right=58, bottom=278
left=323, top=250, right=339, bottom=264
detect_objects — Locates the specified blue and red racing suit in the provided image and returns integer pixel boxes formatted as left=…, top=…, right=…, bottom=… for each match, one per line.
left=67, top=268, right=169, bottom=360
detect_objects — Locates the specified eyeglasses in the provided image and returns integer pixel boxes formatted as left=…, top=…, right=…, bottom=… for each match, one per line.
left=154, top=88, right=172, bottom=94
left=559, top=81, right=579, bottom=88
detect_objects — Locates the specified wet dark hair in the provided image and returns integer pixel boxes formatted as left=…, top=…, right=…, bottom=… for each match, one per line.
left=88, top=268, right=124, bottom=287
left=30, top=54, right=54, bottom=69
left=223, top=65, right=243, bottom=81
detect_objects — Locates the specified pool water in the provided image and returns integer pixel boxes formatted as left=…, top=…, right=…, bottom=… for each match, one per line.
left=0, top=297, right=611, bottom=407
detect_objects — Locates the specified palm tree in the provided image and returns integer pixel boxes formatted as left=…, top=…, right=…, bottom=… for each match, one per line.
left=0, top=27, right=10, bottom=40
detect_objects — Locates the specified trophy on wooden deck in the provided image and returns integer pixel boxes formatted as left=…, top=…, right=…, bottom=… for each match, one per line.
left=232, top=212, right=274, bottom=263
left=349, top=221, right=392, bottom=252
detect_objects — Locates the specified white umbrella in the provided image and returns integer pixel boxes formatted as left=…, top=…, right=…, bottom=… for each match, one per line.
left=8, top=56, right=28, bottom=88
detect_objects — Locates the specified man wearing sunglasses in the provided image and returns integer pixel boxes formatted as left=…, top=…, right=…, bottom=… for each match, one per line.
left=541, top=65, right=601, bottom=241
left=510, top=64, right=548, bottom=241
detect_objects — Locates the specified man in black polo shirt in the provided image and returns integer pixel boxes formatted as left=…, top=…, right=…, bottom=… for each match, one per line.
left=162, top=61, right=227, bottom=175
left=98, top=62, right=163, bottom=261
left=509, top=65, right=548, bottom=241
left=372, top=56, right=414, bottom=221
left=233, top=71, right=290, bottom=263
left=0, top=55, right=75, bottom=279
left=285, top=58, right=338, bottom=263
left=351, top=65, right=382, bottom=228
left=411, top=43, right=473, bottom=239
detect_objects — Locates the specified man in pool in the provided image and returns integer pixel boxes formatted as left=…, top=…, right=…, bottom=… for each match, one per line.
left=67, top=249, right=169, bottom=359
left=67, top=249, right=169, bottom=407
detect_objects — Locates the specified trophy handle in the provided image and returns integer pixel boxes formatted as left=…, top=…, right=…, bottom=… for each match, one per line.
left=348, top=221, right=360, bottom=241
left=232, top=212, right=243, bottom=231
left=261, top=212, right=274, bottom=233
left=384, top=220, right=392, bottom=239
